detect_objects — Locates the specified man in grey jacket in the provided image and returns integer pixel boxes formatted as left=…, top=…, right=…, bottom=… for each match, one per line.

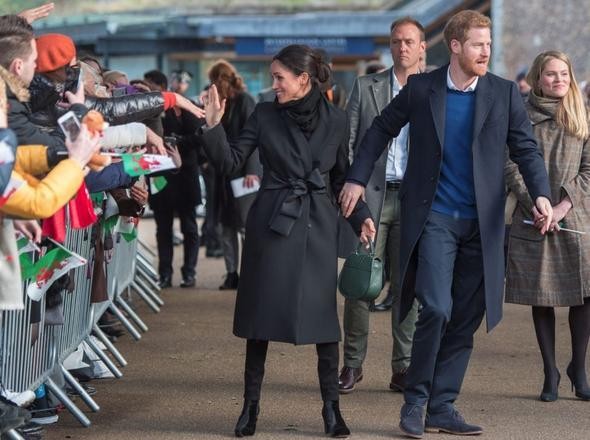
left=338, top=17, right=425, bottom=394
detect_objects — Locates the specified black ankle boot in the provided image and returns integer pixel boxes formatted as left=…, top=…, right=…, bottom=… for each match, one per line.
left=322, top=400, right=350, bottom=438
left=235, top=400, right=259, bottom=437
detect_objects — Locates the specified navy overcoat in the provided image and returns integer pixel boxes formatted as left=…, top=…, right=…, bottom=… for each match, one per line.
left=347, top=66, right=551, bottom=331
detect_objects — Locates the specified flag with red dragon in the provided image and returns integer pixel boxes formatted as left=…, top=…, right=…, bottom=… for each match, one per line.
left=122, top=153, right=177, bottom=177
left=25, top=246, right=87, bottom=301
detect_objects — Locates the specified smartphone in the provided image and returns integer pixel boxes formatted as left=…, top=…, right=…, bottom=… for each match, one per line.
left=63, top=66, right=83, bottom=94
left=57, top=110, right=81, bottom=141
left=76, top=68, right=84, bottom=93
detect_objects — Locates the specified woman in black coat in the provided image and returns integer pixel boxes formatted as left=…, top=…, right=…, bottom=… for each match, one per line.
left=207, top=60, right=261, bottom=290
left=201, top=45, right=375, bottom=438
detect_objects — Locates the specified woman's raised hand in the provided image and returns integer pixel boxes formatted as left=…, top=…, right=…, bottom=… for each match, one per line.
left=203, top=85, right=226, bottom=128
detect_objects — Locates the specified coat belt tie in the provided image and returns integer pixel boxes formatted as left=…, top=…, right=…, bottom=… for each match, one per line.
left=264, top=169, right=327, bottom=237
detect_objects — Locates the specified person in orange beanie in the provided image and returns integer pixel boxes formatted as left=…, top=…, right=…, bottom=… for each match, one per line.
left=30, top=32, right=204, bottom=126
left=35, top=33, right=76, bottom=75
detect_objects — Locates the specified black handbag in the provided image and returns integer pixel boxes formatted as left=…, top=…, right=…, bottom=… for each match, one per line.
left=338, top=241, right=383, bottom=301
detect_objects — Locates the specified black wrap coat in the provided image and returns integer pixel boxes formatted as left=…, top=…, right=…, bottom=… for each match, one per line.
left=201, top=96, right=370, bottom=344
left=217, top=92, right=261, bottom=228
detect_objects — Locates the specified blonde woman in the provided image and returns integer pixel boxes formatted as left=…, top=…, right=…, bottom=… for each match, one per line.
left=505, top=50, right=590, bottom=402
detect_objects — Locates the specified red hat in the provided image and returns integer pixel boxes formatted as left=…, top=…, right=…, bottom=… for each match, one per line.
left=35, top=33, right=76, bottom=73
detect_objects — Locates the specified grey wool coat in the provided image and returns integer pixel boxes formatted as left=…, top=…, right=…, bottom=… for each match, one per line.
left=505, top=95, right=590, bottom=306
left=200, top=96, right=370, bottom=344
left=338, top=68, right=394, bottom=257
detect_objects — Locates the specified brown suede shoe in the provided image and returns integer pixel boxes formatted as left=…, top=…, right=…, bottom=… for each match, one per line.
left=338, top=367, right=363, bottom=394
left=389, top=369, right=407, bottom=392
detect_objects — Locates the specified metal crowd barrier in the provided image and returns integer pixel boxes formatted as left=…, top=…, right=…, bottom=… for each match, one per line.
left=102, top=229, right=143, bottom=341
left=0, top=212, right=163, bottom=436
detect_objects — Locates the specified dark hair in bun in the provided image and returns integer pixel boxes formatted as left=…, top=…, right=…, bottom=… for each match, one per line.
left=273, top=44, right=332, bottom=86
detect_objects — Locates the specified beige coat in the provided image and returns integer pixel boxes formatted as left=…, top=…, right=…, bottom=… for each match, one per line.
left=505, top=95, right=590, bottom=306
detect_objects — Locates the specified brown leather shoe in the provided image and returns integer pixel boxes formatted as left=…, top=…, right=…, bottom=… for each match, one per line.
left=338, top=367, right=363, bottom=394
left=389, top=369, right=407, bottom=392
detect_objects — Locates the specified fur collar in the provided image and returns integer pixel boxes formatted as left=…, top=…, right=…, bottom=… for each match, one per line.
left=0, top=65, right=30, bottom=103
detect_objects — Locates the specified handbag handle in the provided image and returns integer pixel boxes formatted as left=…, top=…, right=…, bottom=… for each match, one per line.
left=355, top=240, right=375, bottom=256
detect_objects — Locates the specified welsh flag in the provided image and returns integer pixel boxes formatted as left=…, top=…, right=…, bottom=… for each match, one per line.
left=0, top=177, right=24, bottom=208
left=116, top=216, right=138, bottom=242
left=15, top=232, right=40, bottom=280
left=26, top=246, right=87, bottom=301
left=122, top=154, right=176, bottom=177
left=103, top=214, right=119, bottom=236
left=15, top=231, right=40, bottom=256
left=149, top=176, right=168, bottom=194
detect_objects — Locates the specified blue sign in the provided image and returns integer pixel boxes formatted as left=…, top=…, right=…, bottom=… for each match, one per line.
left=236, top=37, right=374, bottom=56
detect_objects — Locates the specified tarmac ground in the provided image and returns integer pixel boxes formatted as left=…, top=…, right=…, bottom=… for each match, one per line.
left=47, top=219, right=590, bottom=439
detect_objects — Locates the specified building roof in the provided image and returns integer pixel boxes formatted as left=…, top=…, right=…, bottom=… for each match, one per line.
left=35, top=0, right=467, bottom=44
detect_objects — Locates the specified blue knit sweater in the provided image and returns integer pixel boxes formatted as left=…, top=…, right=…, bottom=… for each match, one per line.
left=432, top=89, right=477, bottom=219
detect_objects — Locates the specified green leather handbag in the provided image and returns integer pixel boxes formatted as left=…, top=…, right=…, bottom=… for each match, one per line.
left=338, top=241, right=383, bottom=302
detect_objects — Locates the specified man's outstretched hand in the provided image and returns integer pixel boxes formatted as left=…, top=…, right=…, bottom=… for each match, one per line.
left=339, top=182, right=365, bottom=218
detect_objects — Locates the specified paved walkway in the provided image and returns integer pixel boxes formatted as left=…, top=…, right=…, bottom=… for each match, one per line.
left=47, top=220, right=590, bottom=439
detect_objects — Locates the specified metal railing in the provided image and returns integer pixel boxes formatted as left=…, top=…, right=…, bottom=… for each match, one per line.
left=0, top=208, right=162, bottom=438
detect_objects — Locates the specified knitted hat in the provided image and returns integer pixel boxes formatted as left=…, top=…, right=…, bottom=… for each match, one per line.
left=35, top=33, right=76, bottom=73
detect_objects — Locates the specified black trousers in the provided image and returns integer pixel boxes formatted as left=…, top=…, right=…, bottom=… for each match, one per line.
left=404, top=211, right=486, bottom=414
left=152, top=201, right=199, bottom=279
left=243, top=339, right=339, bottom=402
left=201, top=165, right=222, bottom=251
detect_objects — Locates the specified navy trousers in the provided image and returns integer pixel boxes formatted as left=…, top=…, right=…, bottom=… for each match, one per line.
left=404, top=211, right=486, bottom=414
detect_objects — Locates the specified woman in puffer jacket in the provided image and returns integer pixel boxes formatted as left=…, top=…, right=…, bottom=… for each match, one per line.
left=28, top=33, right=204, bottom=128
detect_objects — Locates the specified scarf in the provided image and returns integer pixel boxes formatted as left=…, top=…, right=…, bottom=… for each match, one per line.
left=528, top=91, right=560, bottom=117
left=275, top=85, right=321, bottom=139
